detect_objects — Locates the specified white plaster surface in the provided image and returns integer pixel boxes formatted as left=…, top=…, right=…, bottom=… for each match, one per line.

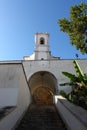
left=0, top=63, right=31, bottom=130
left=0, top=88, right=18, bottom=107
left=55, top=95, right=87, bottom=130
left=23, top=59, right=87, bottom=93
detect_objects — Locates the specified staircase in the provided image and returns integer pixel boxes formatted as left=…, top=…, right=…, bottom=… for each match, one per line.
left=15, top=104, right=67, bottom=130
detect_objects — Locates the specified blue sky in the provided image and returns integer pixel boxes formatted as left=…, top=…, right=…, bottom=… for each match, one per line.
left=0, top=0, right=87, bottom=60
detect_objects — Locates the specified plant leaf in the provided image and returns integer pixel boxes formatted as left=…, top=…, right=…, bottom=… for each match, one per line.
left=73, top=60, right=84, bottom=77
left=62, top=71, right=77, bottom=81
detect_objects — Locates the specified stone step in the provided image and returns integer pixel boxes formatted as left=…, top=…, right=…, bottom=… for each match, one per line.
left=15, top=104, right=67, bottom=130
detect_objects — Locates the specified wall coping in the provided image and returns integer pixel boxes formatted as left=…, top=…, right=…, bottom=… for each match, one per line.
left=58, top=96, right=87, bottom=127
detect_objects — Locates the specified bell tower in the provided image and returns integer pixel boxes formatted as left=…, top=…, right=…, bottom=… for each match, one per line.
left=34, top=32, right=51, bottom=60
left=24, top=32, right=59, bottom=60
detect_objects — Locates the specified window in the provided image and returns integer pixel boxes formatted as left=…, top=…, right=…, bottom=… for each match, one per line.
left=40, top=37, right=45, bottom=45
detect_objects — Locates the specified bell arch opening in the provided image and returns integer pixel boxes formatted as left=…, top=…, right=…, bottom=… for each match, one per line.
left=40, top=37, right=45, bottom=45
left=28, top=71, right=58, bottom=105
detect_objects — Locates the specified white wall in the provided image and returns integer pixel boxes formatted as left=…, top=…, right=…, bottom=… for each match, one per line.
left=0, top=63, right=31, bottom=130
left=0, top=59, right=86, bottom=129
left=23, top=59, right=87, bottom=93
left=55, top=95, right=87, bottom=130
left=0, top=88, right=18, bottom=107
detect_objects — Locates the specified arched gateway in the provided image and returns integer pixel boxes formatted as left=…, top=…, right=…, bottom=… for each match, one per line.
left=28, top=71, right=58, bottom=104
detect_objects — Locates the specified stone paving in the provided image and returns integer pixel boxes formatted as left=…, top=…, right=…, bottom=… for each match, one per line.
left=15, top=104, right=67, bottom=130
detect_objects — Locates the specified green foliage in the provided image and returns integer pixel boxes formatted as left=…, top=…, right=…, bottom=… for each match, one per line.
left=58, top=3, right=87, bottom=54
left=59, top=90, right=67, bottom=98
left=73, top=60, right=84, bottom=78
left=60, top=60, right=87, bottom=110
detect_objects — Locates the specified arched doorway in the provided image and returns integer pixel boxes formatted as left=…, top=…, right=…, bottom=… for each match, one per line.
left=28, top=71, right=58, bottom=105
left=33, top=87, right=53, bottom=104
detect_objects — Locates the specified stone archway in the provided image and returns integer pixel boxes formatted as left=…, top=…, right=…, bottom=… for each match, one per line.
left=28, top=71, right=58, bottom=104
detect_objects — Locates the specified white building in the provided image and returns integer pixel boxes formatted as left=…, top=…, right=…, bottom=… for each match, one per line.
left=23, top=32, right=87, bottom=104
left=0, top=33, right=87, bottom=130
